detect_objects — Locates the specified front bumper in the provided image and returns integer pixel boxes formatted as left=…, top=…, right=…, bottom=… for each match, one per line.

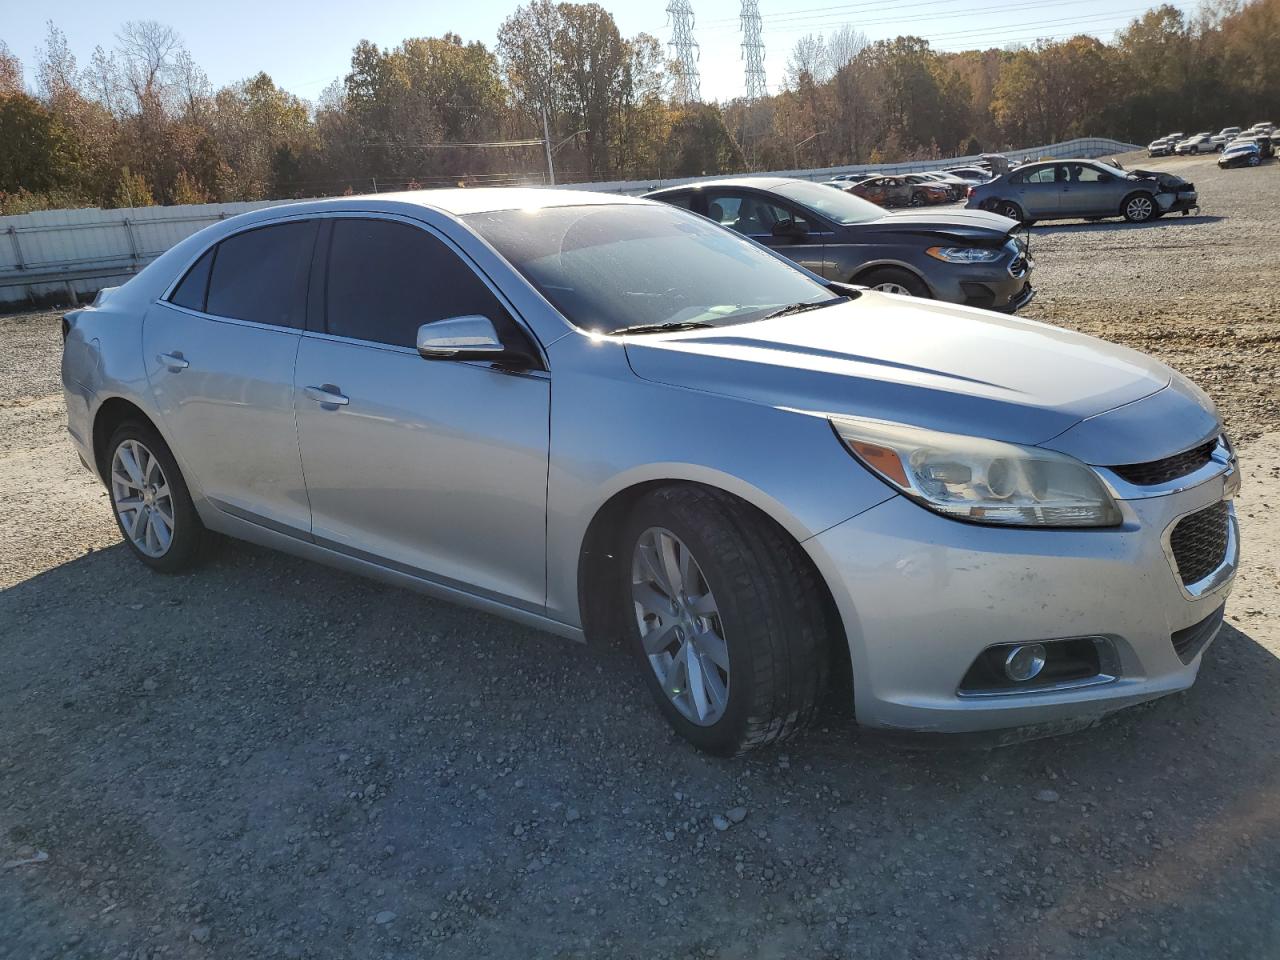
left=807, top=468, right=1238, bottom=734
left=926, top=247, right=1035, bottom=314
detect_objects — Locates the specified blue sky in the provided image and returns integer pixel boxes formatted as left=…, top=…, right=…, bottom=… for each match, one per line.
left=5, top=0, right=1196, bottom=104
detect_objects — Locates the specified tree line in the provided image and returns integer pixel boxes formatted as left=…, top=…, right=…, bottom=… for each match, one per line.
left=0, top=0, right=1276, bottom=214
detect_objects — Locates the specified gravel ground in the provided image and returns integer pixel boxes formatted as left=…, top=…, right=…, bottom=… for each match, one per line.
left=2, top=154, right=1278, bottom=960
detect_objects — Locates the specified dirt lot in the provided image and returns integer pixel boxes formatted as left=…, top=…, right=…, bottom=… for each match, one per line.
left=2, top=153, right=1278, bottom=960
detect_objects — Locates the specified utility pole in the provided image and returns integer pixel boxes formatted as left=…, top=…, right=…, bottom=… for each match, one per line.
left=542, top=106, right=555, bottom=186
left=740, top=0, right=767, bottom=101
left=667, top=0, right=702, bottom=105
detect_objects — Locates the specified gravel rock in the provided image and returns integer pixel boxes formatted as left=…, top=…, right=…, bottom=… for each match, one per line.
left=1036, top=789, right=1061, bottom=804
left=190, top=926, right=211, bottom=944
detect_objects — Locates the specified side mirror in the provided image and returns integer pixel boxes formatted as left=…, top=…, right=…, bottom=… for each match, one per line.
left=417, top=315, right=532, bottom=369
left=771, top=219, right=808, bottom=241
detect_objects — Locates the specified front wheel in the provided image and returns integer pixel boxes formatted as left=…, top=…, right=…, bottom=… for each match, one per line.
left=858, top=267, right=930, bottom=298
left=1248, top=154, right=1261, bottom=166
left=622, top=486, right=832, bottom=755
left=106, top=421, right=208, bottom=572
left=1122, top=193, right=1157, bottom=223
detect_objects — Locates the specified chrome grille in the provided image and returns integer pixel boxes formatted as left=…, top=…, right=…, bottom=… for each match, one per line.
left=1110, top=438, right=1217, bottom=486
left=1169, top=501, right=1231, bottom=586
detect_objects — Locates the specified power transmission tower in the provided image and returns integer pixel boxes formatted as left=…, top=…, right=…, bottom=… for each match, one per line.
left=740, top=0, right=767, bottom=101
left=667, top=0, right=702, bottom=104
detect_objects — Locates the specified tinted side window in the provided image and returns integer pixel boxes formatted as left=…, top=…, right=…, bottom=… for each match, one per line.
left=206, top=220, right=318, bottom=328
left=704, top=191, right=809, bottom=235
left=169, top=247, right=215, bottom=311
left=325, top=219, right=510, bottom=349
left=658, top=193, right=694, bottom=210
left=1024, top=167, right=1057, bottom=184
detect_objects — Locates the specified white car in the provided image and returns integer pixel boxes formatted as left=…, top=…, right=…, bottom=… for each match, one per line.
left=1175, top=134, right=1215, bottom=155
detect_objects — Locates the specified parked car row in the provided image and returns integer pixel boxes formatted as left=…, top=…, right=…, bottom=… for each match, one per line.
left=1149, top=122, right=1275, bottom=157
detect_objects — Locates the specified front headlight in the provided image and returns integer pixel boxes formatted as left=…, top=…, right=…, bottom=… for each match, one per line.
left=926, top=246, right=1003, bottom=264
left=831, top=417, right=1122, bottom=528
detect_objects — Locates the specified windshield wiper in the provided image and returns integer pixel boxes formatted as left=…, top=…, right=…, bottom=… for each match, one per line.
left=760, top=296, right=849, bottom=321
left=608, top=320, right=714, bottom=336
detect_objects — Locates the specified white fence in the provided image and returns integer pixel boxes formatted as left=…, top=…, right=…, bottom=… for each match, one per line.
left=0, top=137, right=1139, bottom=307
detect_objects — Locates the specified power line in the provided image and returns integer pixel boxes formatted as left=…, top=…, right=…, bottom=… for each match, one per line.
left=725, top=0, right=1194, bottom=39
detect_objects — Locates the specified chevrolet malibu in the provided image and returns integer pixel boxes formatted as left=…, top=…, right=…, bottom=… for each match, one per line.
left=61, top=190, right=1240, bottom=755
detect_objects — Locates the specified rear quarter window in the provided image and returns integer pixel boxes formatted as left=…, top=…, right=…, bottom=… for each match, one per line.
left=168, top=248, right=215, bottom=312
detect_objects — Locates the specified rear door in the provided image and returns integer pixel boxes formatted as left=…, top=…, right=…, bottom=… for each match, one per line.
left=292, top=215, right=550, bottom=610
left=142, top=219, right=317, bottom=532
left=701, top=188, right=829, bottom=277
left=1012, top=165, right=1063, bottom=217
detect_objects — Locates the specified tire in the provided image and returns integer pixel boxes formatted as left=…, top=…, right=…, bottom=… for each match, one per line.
left=996, top=200, right=1026, bottom=222
left=1248, top=155, right=1261, bottom=167
left=106, top=420, right=208, bottom=573
left=620, top=485, right=832, bottom=756
left=909, top=192, right=925, bottom=206
left=1121, top=192, right=1157, bottom=223
left=857, top=267, right=930, bottom=298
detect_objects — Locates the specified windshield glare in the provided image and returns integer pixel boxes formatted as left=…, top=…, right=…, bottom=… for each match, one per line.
left=465, top=204, right=836, bottom=334
left=771, top=180, right=886, bottom=225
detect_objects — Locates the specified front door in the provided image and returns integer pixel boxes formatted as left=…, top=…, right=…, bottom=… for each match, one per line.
left=293, top=216, right=550, bottom=611
left=142, top=219, right=318, bottom=532
left=701, top=189, right=829, bottom=277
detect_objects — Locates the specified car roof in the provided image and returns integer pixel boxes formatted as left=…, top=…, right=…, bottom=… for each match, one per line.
left=647, top=176, right=801, bottom=195
left=240, top=187, right=650, bottom=220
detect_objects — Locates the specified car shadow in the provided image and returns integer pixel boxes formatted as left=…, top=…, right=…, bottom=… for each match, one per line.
left=1028, top=213, right=1225, bottom=236
left=2, top=539, right=1278, bottom=958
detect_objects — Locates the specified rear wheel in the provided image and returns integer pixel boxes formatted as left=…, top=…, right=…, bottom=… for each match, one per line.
left=858, top=267, right=930, bottom=298
left=621, top=486, right=831, bottom=755
left=1122, top=193, right=1156, bottom=223
left=1248, top=154, right=1261, bottom=167
left=106, top=421, right=208, bottom=572
left=996, top=200, right=1026, bottom=223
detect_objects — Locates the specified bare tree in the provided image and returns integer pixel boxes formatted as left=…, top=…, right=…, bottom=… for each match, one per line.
left=84, top=45, right=123, bottom=116
left=786, top=34, right=830, bottom=87
left=116, top=19, right=182, bottom=110
left=826, top=26, right=868, bottom=74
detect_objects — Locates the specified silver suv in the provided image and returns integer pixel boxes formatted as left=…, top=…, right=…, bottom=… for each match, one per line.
left=62, top=190, right=1239, bottom=754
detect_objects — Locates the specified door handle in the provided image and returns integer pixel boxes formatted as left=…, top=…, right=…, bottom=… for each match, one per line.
left=304, top=385, right=349, bottom=406
left=157, top=352, right=189, bottom=371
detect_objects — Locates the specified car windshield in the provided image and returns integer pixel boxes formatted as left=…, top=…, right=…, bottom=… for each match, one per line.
left=1091, top=161, right=1133, bottom=180
left=770, top=180, right=885, bottom=225
left=465, top=204, right=837, bottom=335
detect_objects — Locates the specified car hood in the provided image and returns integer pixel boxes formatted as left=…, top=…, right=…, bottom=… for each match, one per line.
left=858, top=209, right=1017, bottom=242
left=623, top=293, right=1181, bottom=454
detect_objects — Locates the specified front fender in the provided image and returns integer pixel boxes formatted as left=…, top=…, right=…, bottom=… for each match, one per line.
left=543, top=334, right=893, bottom=628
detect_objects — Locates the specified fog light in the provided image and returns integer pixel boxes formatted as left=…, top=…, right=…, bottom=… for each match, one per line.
left=1004, top=643, right=1047, bottom=682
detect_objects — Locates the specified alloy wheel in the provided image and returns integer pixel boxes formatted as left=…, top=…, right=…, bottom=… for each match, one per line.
left=631, top=527, right=729, bottom=726
left=1126, top=196, right=1154, bottom=221
left=872, top=281, right=912, bottom=295
left=110, top=439, right=175, bottom=558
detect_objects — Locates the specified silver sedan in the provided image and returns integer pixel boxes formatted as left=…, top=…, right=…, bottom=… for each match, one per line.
left=61, top=190, right=1239, bottom=754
